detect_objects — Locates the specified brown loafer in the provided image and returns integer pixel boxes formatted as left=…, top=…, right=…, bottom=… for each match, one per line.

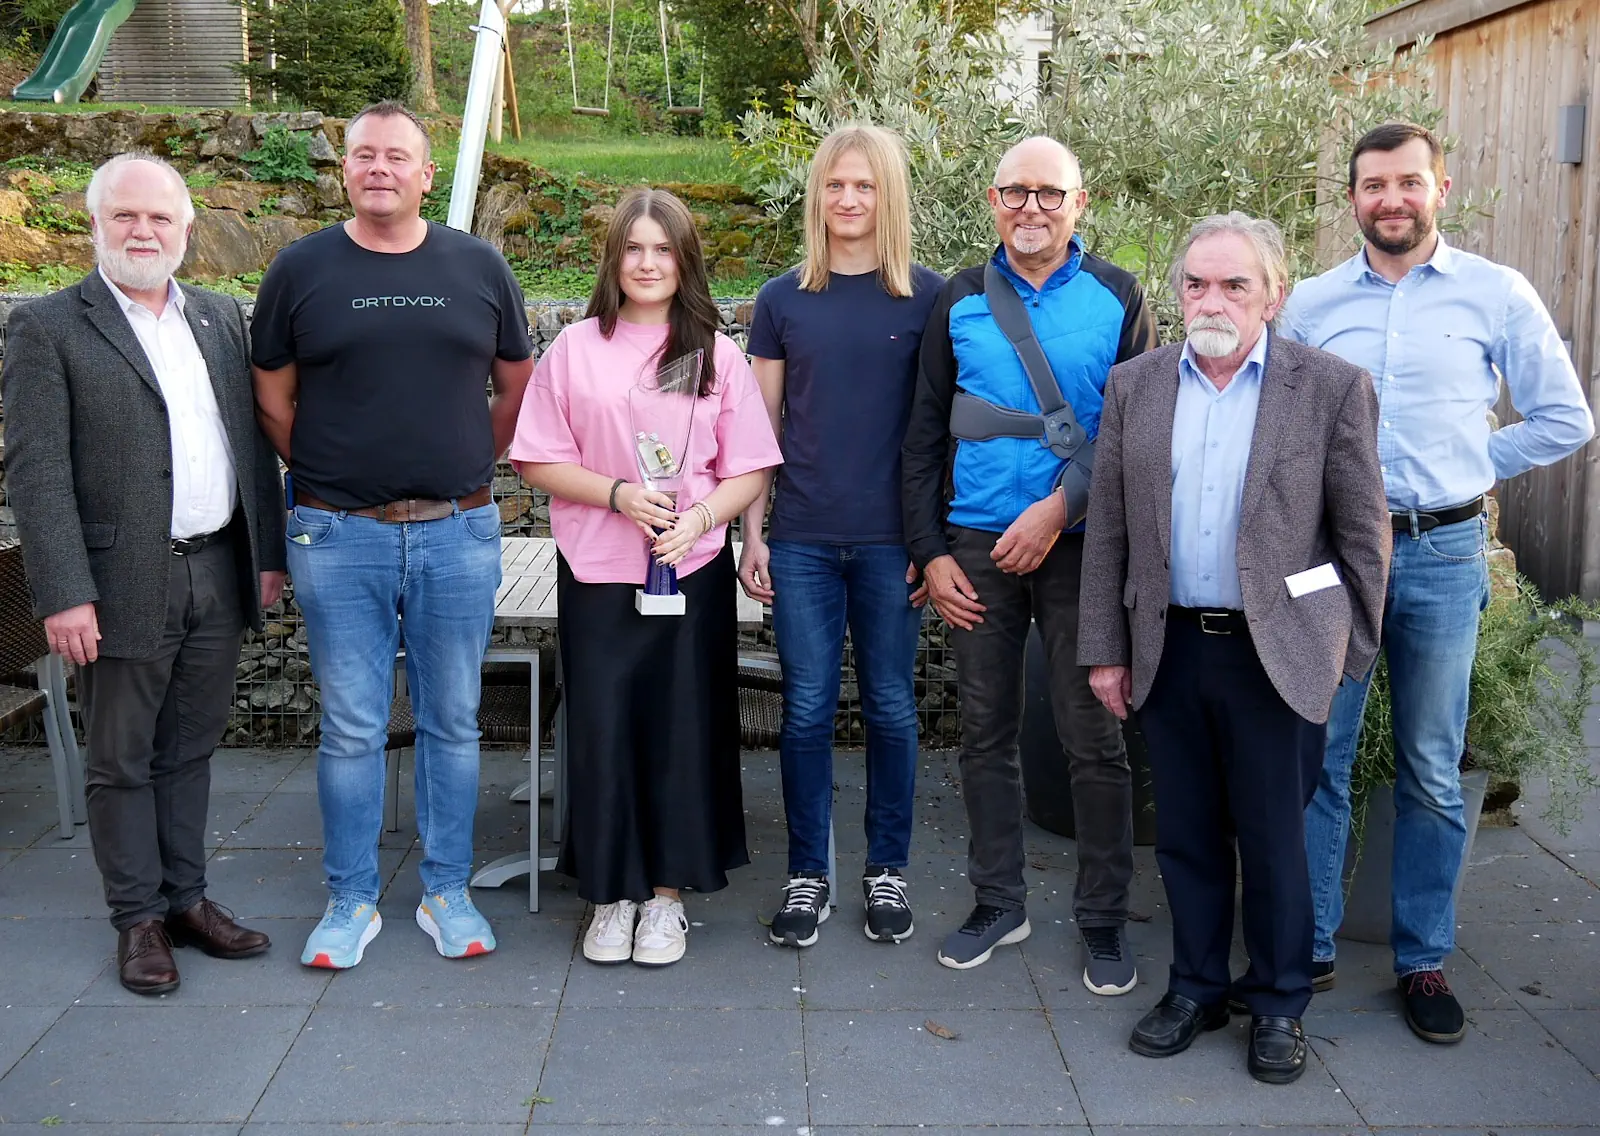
left=117, top=919, right=180, bottom=995
left=165, top=897, right=271, bottom=959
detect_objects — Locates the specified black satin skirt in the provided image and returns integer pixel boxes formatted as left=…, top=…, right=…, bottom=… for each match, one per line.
left=554, top=544, right=748, bottom=903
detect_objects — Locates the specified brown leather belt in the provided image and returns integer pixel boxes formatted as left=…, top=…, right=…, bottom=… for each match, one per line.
left=294, top=485, right=493, bottom=523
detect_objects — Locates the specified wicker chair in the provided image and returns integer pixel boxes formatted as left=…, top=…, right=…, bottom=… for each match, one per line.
left=736, top=652, right=784, bottom=748
left=0, top=545, right=86, bottom=838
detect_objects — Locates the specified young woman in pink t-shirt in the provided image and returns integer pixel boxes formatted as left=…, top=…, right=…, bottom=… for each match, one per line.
left=510, top=189, right=782, bottom=967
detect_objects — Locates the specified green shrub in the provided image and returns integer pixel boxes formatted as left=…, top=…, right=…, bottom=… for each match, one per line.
left=235, top=0, right=410, bottom=117
left=241, top=127, right=317, bottom=184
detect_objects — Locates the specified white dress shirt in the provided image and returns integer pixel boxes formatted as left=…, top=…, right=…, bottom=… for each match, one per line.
left=101, top=268, right=238, bottom=538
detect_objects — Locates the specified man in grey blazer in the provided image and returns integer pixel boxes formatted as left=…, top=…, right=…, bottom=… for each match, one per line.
left=2, top=153, right=285, bottom=995
left=1079, top=213, right=1389, bottom=1083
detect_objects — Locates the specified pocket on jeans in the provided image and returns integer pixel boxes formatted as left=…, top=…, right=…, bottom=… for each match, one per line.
left=287, top=506, right=337, bottom=548
left=1419, top=515, right=1485, bottom=564
left=461, top=503, right=502, bottom=541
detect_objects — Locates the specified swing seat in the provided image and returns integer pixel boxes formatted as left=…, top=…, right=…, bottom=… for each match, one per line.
left=571, top=106, right=611, bottom=117
left=667, top=106, right=703, bottom=116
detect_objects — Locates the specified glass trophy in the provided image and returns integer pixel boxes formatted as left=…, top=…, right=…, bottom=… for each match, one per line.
left=628, top=349, right=703, bottom=616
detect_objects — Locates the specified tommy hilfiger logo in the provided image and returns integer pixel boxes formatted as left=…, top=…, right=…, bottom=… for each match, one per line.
left=351, top=296, right=449, bottom=309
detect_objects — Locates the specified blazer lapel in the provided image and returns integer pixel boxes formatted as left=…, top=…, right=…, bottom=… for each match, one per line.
left=80, top=271, right=163, bottom=400
left=181, top=289, right=243, bottom=440
left=1239, top=334, right=1303, bottom=527
left=1139, top=360, right=1180, bottom=557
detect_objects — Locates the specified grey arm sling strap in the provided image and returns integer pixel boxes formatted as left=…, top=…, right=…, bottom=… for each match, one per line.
left=948, top=261, right=1095, bottom=527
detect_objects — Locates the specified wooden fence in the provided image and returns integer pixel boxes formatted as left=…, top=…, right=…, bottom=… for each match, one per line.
left=97, top=0, right=248, bottom=107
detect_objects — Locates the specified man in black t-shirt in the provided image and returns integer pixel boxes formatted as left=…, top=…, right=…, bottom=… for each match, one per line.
left=252, top=101, right=533, bottom=971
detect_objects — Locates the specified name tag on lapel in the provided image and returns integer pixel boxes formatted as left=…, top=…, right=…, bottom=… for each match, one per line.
left=1286, top=562, right=1341, bottom=598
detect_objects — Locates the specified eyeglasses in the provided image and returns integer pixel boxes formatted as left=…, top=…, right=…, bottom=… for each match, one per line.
left=995, top=185, right=1080, bottom=212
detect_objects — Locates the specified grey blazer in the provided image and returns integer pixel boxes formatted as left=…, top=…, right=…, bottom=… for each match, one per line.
left=2, top=271, right=287, bottom=659
left=1077, top=335, right=1390, bottom=724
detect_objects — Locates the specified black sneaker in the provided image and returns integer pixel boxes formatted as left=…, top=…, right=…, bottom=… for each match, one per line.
left=769, top=873, right=829, bottom=948
left=936, top=903, right=1030, bottom=969
left=1228, top=959, right=1336, bottom=1014
left=1399, top=969, right=1466, bottom=1044
left=862, top=866, right=913, bottom=943
left=1081, top=924, right=1138, bottom=995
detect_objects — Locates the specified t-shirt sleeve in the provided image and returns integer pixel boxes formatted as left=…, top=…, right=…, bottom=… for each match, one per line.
left=250, top=252, right=297, bottom=369
left=490, top=253, right=534, bottom=361
left=745, top=276, right=786, bottom=360
left=510, top=330, right=580, bottom=465
left=711, top=336, right=783, bottom=479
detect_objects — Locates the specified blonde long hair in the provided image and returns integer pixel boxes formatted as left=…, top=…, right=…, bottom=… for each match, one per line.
left=798, top=124, right=914, bottom=297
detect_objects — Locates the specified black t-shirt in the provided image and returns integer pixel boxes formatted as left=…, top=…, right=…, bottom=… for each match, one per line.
left=746, top=265, right=944, bottom=543
left=251, top=221, right=533, bottom=508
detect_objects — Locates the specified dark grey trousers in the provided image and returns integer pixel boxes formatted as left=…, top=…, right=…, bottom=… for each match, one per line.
left=79, top=538, right=244, bottom=930
left=947, top=526, right=1133, bottom=920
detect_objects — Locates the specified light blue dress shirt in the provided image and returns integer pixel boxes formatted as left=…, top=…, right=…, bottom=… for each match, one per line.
left=1169, top=330, right=1270, bottom=610
left=1280, top=237, right=1593, bottom=512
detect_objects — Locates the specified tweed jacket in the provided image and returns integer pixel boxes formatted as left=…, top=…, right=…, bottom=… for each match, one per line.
left=2, top=271, right=286, bottom=658
left=1077, top=334, right=1390, bottom=724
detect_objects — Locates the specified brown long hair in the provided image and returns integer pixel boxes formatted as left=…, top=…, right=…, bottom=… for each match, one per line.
left=586, top=188, right=719, bottom=397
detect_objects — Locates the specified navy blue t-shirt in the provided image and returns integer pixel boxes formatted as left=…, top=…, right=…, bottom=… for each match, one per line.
left=746, top=265, right=944, bottom=543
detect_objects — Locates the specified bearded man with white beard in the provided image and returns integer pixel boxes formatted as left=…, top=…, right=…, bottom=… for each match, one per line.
left=1078, top=213, right=1390, bottom=1082
left=2, top=152, right=285, bottom=995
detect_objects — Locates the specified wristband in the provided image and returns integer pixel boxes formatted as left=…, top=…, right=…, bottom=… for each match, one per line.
left=608, top=478, right=626, bottom=513
left=694, top=501, right=717, bottom=533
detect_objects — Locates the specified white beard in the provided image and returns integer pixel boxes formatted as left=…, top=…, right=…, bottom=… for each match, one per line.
left=1187, top=317, right=1241, bottom=358
left=96, top=234, right=186, bottom=293
left=1009, top=226, right=1049, bottom=255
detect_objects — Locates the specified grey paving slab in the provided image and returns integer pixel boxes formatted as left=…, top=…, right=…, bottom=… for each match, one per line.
left=1051, top=1005, right=1359, bottom=1126
left=1456, top=920, right=1600, bottom=1010
left=0, top=847, right=110, bottom=917
left=240, top=1126, right=524, bottom=1134
left=0, top=1003, right=59, bottom=1077
left=533, top=1007, right=804, bottom=1126
left=1310, top=938, right=1517, bottom=1012
left=804, top=1009, right=1078, bottom=1127
left=0, top=790, right=62, bottom=847
left=221, top=790, right=327, bottom=850
left=72, top=919, right=331, bottom=1008
left=12, top=1126, right=244, bottom=1134
left=1456, top=839, right=1600, bottom=922
left=251, top=1007, right=547, bottom=1123
left=207, top=748, right=311, bottom=795
left=203, top=793, right=276, bottom=848
left=200, top=847, right=408, bottom=918
left=0, top=746, right=72, bottom=792
left=0, top=1004, right=308, bottom=1124
left=1309, top=1008, right=1600, bottom=1125
left=1086, top=1130, right=1369, bottom=1136
left=561, top=915, right=799, bottom=1010
left=1515, top=769, right=1600, bottom=854
left=0, top=918, right=112, bottom=1005
left=1526, top=1008, right=1600, bottom=1075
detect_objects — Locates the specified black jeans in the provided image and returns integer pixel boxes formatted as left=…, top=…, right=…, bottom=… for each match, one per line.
left=1139, top=614, right=1326, bottom=1017
left=946, top=527, right=1132, bottom=921
left=79, top=538, right=244, bottom=930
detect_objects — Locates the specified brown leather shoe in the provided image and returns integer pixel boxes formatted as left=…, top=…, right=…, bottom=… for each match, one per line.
left=117, top=920, right=180, bottom=995
left=165, top=897, right=271, bottom=960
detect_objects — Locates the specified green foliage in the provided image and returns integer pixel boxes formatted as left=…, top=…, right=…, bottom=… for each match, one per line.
left=0, top=261, right=81, bottom=293
left=506, top=259, right=767, bottom=300
left=738, top=0, right=1040, bottom=275
left=671, top=0, right=811, bottom=121
left=492, top=135, right=740, bottom=186
left=1352, top=577, right=1600, bottom=840
left=186, top=170, right=221, bottom=189
left=0, top=0, right=74, bottom=54
left=25, top=199, right=88, bottom=233
left=235, top=0, right=410, bottom=116
left=241, top=127, right=318, bottom=184
left=164, top=134, right=186, bottom=158
left=3, top=155, right=93, bottom=191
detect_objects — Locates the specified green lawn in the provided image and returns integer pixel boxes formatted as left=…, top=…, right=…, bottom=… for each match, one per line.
left=0, top=100, right=249, bottom=115
left=490, top=133, right=743, bottom=187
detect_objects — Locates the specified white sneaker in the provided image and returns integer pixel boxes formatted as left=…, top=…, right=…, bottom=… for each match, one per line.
left=632, top=895, right=688, bottom=967
left=583, top=900, right=638, bottom=965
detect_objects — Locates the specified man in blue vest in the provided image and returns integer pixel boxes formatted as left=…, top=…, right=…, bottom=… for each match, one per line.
left=902, top=136, right=1156, bottom=986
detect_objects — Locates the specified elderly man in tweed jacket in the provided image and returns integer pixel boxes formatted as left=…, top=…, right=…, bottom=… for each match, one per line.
left=2, top=153, right=285, bottom=995
left=1078, top=213, right=1389, bottom=1084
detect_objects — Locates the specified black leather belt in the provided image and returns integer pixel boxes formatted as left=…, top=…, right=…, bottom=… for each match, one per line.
left=171, top=527, right=230, bottom=555
left=1170, top=606, right=1248, bottom=635
left=1391, top=495, right=1483, bottom=534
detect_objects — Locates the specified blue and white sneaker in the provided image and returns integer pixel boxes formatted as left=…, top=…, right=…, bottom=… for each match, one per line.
left=416, top=885, right=497, bottom=958
left=301, top=894, right=382, bottom=969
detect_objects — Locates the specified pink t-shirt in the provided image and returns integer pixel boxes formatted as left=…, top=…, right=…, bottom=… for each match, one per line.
left=510, top=317, right=783, bottom=585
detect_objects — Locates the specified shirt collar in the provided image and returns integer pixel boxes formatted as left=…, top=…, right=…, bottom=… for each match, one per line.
left=1179, top=325, right=1269, bottom=389
left=1347, top=232, right=1456, bottom=283
left=99, top=266, right=185, bottom=316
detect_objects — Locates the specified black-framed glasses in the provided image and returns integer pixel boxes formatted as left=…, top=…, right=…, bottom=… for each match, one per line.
left=995, top=185, right=1078, bottom=212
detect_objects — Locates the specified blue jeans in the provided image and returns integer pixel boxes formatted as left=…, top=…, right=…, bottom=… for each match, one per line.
left=768, top=541, right=922, bottom=875
left=1305, top=514, right=1489, bottom=975
left=286, top=503, right=502, bottom=902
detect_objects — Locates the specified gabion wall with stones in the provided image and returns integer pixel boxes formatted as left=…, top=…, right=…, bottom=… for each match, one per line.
left=0, top=294, right=963, bottom=747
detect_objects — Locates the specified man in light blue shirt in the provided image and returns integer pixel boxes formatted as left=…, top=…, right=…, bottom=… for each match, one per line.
left=1282, top=122, right=1595, bottom=1047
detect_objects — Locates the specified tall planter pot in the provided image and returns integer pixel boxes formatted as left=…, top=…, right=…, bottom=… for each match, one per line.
left=1018, top=622, right=1158, bottom=845
left=1335, top=766, right=1491, bottom=944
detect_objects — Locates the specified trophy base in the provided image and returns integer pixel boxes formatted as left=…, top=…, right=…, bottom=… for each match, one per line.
left=635, top=589, right=686, bottom=616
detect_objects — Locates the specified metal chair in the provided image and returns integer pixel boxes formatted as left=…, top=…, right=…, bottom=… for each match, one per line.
left=0, top=545, right=86, bottom=838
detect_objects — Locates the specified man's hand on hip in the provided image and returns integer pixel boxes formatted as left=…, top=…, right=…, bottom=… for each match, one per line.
left=924, top=555, right=985, bottom=630
left=1089, top=664, right=1132, bottom=720
left=44, top=603, right=100, bottom=665
left=991, top=493, right=1064, bottom=575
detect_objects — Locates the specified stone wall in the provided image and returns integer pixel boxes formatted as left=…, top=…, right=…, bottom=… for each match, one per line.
left=0, top=294, right=963, bottom=747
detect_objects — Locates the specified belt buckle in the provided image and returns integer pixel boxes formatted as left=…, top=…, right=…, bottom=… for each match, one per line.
left=171, top=537, right=199, bottom=556
left=1198, top=611, right=1232, bottom=635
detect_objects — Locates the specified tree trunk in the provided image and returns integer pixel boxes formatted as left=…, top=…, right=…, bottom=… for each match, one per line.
left=402, top=0, right=439, bottom=113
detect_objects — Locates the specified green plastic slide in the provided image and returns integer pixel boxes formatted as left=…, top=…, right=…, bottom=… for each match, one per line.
left=11, top=0, right=138, bottom=105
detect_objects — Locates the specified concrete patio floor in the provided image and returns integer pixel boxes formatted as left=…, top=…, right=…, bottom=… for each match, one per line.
left=1, top=729, right=1597, bottom=1133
